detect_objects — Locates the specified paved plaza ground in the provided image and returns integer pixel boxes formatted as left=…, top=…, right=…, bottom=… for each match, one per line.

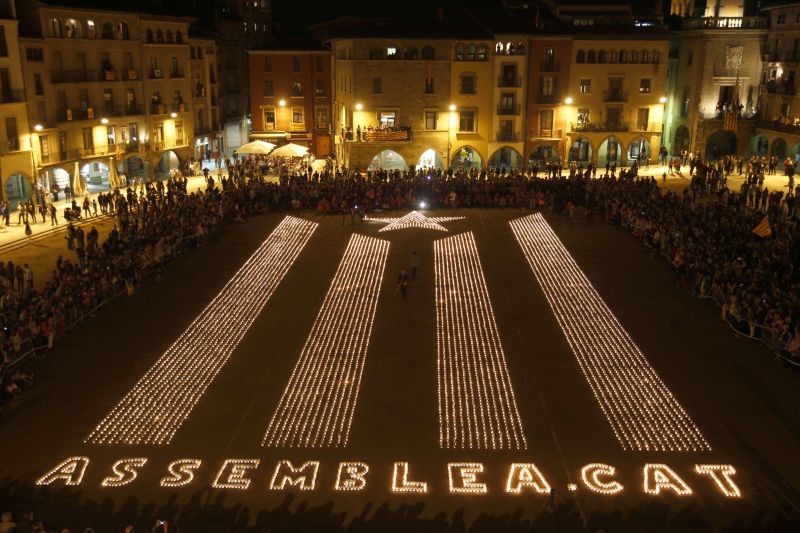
left=0, top=201, right=799, bottom=532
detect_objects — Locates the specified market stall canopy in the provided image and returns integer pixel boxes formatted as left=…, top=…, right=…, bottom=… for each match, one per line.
left=270, top=143, right=309, bottom=158
left=235, top=140, right=276, bottom=155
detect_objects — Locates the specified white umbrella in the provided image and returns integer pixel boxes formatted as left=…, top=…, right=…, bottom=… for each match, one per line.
left=235, top=140, right=276, bottom=155
left=72, top=161, right=85, bottom=198
left=270, top=142, right=309, bottom=158
left=311, top=158, right=328, bottom=173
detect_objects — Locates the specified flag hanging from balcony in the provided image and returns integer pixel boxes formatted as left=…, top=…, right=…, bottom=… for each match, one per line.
left=752, top=216, right=772, bottom=238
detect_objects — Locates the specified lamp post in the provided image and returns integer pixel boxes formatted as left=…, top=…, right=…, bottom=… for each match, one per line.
left=563, top=97, right=573, bottom=163
left=447, top=104, right=456, bottom=170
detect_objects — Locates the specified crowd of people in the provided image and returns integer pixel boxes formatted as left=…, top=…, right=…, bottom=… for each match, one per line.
left=1, top=151, right=798, bottom=411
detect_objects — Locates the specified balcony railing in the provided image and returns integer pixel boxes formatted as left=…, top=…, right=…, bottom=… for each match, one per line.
left=123, top=69, right=140, bottom=81
left=681, top=16, right=768, bottom=30
left=0, top=89, right=26, bottom=104
left=540, top=61, right=558, bottom=72
left=343, top=126, right=412, bottom=142
left=603, top=90, right=627, bottom=102
left=496, top=104, right=521, bottom=115
left=496, top=132, right=520, bottom=142
left=150, top=69, right=164, bottom=79
left=79, top=146, right=115, bottom=157
left=537, top=94, right=560, bottom=104
left=757, top=119, right=800, bottom=135
left=764, top=79, right=796, bottom=95
left=170, top=68, right=185, bottom=79
left=0, top=138, right=21, bottom=154
left=571, top=122, right=629, bottom=132
left=51, top=70, right=98, bottom=83
left=497, top=76, right=522, bottom=88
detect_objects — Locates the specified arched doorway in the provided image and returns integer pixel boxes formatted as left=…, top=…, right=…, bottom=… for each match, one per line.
left=416, top=148, right=444, bottom=170
left=771, top=138, right=788, bottom=159
left=705, top=131, right=737, bottom=159
left=529, top=143, right=558, bottom=166
left=488, top=147, right=524, bottom=169
left=368, top=149, right=408, bottom=172
left=750, top=134, right=769, bottom=157
left=568, top=138, right=592, bottom=163
left=4, top=173, right=32, bottom=209
left=81, top=161, right=110, bottom=193
left=122, top=155, right=147, bottom=182
left=598, top=136, right=622, bottom=167
left=450, top=146, right=483, bottom=170
left=673, top=125, right=690, bottom=155
left=156, top=150, right=181, bottom=178
left=627, top=137, right=651, bottom=165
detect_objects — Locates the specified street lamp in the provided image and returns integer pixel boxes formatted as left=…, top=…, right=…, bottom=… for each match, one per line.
left=278, top=99, right=286, bottom=107
left=170, top=112, right=177, bottom=118
left=355, top=102, right=363, bottom=111
left=34, top=124, right=43, bottom=132
left=448, top=104, right=456, bottom=111
left=659, top=96, right=667, bottom=104
left=100, top=117, right=109, bottom=124
left=564, top=97, right=573, bottom=105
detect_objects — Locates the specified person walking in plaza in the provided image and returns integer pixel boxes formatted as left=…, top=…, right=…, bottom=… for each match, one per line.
left=49, top=203, right=58, bottom=226
left=17, top=201, right=26, bottom=225
left=24, top=221, right=32, bottom=243
left=397, top=269, right=410, bottom=300
left=1, top=202, right=8, bottom=225
left=410, top=251, right=420, bottom=281
left=83, top=196, right=91, bottom=219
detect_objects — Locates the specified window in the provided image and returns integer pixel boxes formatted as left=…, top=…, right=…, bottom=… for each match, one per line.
left=379, top=111, right=396, bottom=126
left=103, top=88, right=113, bottom=110
left=681, top=86, right=689, bottom=117
left=687, top=49, right=693, bottom=66
left=425, top=78, right=434, bottom=93
left=579, top=78, right=591, bottom=94
left=146, top=29, right=153, bottom=43
left=156, top=29, right=164, bottom=43
left=86, top=21, right=96, bottom=39
left=598, top=50, right=607, bottom=63
left=577, top=108, right=589, bottom=127
left=34, top=74, right=43, bottom=96
left=292, top=56, right=301, bottom=72
left=50, top=18, right=63, bottom=38
left=263, top=108, right=275, bottom=130
left=264, top=56, right=272, bottom=71
left=369, top=47, right=383, bottom=59
left=315, top=78, right=325, bottom=96
left=118, top=22, right=130, bottom=40
left=466, top=44, right=476, bottom=60
left=455, top=43, right=464, bottom=61
left=386, top=46, right=398, bottom=59
left=459, top=110, right=475, bottom=132
left=106, top=125, right=116, bottom=146
left=263, top=79, right=273, bottom=96
left=176, top=30, right=183, bottom=44
left=292, top=107, right=304, bottom=124
left=291, top=81, right=302, bottom=96
left=422, top=45, right=435, bottom=60
left=639, top=78, right=651, bottom=93
left=26, top=47, right=44, bottom=61
left=175, top=121, right=184, bottom=144
left=606, top=107, right=622, bottom=127
left=637, top=108, right=649, bottom=130
left=81, top=127, right=93, bottom=149
left=316, top=55, right=324, bottom=72
left=101, top=22, right=113, bottom=39
left=544, top=47, right=555, bottom=67
left=587, top=50, right=596, bottom=63
left=576, top=50, right=585, bottom=63
left=541, top=76, right=554, bottom=96
left=425, top=110, right=437, bottom=130
left=539, top=109, right=553, bottom=137
left=476, top=45, right=487, bottom=61
left=315, top=105, right=328, bottom=129
left=404, top=46, right=418, bottom=60
left=372, top=77, right=382, bottom=93
left=65, top=19, right=80, bottom=38
left=778, top=13, right=786, bottom=24
left=166, top=29, right=173, bottom=43
left=461, top=75, right=476, bottom=94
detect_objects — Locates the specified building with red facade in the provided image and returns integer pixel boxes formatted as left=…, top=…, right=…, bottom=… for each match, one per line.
left=247, top=44, right=333, bottom=156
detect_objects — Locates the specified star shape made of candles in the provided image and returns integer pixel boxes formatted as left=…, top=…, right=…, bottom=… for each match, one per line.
left=366, top=211, right=465, bottom=232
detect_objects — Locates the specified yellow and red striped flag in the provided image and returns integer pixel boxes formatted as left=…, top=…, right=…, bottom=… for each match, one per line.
left=752, top=216, right=772, bottom=238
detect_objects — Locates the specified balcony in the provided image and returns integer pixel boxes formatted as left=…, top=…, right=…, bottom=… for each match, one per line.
left=681, top=16, right=768, bottom=30
left=497, top=76, right=522, bottom=88
left=51, top=70, right=98, bottom=83
left=540, top=61, right=558, bottom=72
left=194, top=86, right=206, bottom=98
left=150, top=103, right=166, bottom=115
left=496, top=104, right=521, bottom=115
left=537, top=94, right=560, bottom=104
left=149, top=69, right=164, bottom=79
left=56, top=108, right=97, bottom=122
left=496, top=132, right=520, bottom=142
left=764, top=79, right=796, bottom=95
left=79, top=146, right=115, bottom=157
left=170, top=68, right=185, bottom=79
left=603, top=90, right=628, bottom=102
left=123, top=69, right=140, bottom=81
left=571, top=122, right=629, bottom=133
left=0, top=138, right=21, bottom=154
left=757, top=119, right=800, bottom=135
left=344, top=126, right=412, bottom=142
left=0, top=89, right=26, bottom=104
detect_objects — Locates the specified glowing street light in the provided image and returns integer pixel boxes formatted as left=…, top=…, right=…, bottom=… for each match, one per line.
left=34, top=124, right=43, bottom=132
left=564, top=97, right=574, bottom=105
left=170, top=112, right=178, bottom=118
left=659, top=96, right=668, bottom=104
left=278, top=99, right=286, bottom=107
left=448, top=104, right=456, bottom=111
left=100, top=117, right=109, bottom=124
left=355, top=102, right=363, bottom=111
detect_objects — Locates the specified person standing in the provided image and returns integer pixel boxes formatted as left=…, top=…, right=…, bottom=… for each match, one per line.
left=49, top=203, right=58, bottom=226
left=24, top=221, right=32, bottom=243
left=397, top=269, right=410, bottom=300
left=410, top=251, right=420, bottom=281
